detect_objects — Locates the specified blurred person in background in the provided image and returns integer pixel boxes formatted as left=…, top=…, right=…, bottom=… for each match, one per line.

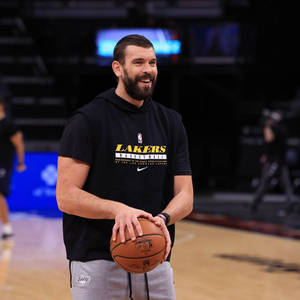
left=280, top=90, right=300, bottom=215
left=0, top=97, right=26, bottom=240
left=0, top=73, right=12, bottom=119
left=249, top=109, right=292, bottom=214
left=250, top=90, right=300, bottom=215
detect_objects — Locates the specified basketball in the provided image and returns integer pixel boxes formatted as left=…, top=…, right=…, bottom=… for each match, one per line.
left=110, top=217, right=166, bottom=273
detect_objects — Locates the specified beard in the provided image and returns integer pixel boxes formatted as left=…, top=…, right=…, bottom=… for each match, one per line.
left=122, top=69, right=157, bottom=101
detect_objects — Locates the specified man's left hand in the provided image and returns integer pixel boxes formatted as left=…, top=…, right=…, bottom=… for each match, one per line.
left=153, top=216, right=171, bottom=262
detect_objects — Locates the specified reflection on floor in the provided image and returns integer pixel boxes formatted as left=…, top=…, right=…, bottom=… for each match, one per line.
left=0, top=214, right=70, bottom=300
left=173, top=221, right=300, bottom=300
left=1, top=215, right=300, bottom=300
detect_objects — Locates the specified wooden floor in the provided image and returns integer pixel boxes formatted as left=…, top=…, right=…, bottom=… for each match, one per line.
left=1, top=215, right=300, bottom=300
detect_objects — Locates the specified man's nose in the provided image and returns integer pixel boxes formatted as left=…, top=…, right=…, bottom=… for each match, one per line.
left=142, top=63, right=153, bottom=73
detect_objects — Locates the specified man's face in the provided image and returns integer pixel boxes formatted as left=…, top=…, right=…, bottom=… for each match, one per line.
left=120, top=45, right=158, bottom=101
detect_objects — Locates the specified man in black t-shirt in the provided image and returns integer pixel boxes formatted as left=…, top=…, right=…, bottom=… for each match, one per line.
left=56, top=34, right=193, bottom=300
left=0, top=97, right=26, bottom=240
left=249, top=117, right=294, bottom=214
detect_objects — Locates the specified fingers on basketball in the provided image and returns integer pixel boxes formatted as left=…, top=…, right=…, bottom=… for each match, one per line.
left=110, top=217, right=166, bottom=273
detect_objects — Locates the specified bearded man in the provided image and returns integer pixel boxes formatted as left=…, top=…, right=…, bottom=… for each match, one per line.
left=56, top=34, right=193, bottom=300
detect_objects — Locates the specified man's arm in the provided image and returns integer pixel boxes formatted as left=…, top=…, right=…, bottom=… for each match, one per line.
left=160, top=175, right=194, bottom=225
left=56, top=156, right=120, bottom=219
left=10, top=131, right=26, bottom=172
left=264, top=121, right=275, bottom=143
left=152, top=175, right=193, bottom=260
left=56, top=156, right=155, bottom=242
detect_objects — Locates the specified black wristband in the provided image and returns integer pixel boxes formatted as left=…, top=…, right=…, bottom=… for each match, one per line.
left=159, top=212, right=170, bottom=226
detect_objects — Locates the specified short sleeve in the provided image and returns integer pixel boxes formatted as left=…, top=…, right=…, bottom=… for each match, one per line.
left=173, top=115, right=192, bottom=175
left=59, top=113, right=93, bottom=165
left=6, top=122, right=18, bottom=137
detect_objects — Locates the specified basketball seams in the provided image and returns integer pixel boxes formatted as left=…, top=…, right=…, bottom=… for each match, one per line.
left=110, top=218, right=166, bottom=273
left=110, top=233, right=165, bottom=252
left=112, top=248, right=165, bottom=260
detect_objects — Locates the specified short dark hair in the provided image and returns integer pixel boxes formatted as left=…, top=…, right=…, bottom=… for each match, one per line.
left=113, top=34, right=154, bottom=65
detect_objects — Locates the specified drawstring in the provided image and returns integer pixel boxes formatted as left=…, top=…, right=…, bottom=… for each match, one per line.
left=69, top=261, right=72, bottom=288
left=127, top=272, right=133, bottom=300
left=144, top=273, right=150, bottom=300
left=127, top=272, right=150, bottom=300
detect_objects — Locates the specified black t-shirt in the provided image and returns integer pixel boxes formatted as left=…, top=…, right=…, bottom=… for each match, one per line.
left=59, top=88, right=192, bottom=261
left=0, top=118, right=18, bottom=168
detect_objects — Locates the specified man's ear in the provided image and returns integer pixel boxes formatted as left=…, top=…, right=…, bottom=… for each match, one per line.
left=112, top=60, right=122, bottom=78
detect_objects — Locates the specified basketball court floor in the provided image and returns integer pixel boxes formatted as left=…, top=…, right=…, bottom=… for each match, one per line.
left=1, top=215, right=300, bottom=300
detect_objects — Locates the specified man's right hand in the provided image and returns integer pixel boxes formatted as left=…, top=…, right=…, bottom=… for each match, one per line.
left=111, top=208, right=155, bottom=243
left=16, top=163, right=26, bottom=172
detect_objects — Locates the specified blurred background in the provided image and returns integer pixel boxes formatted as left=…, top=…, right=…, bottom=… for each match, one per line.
left=1, top=0, right=300, bottom=235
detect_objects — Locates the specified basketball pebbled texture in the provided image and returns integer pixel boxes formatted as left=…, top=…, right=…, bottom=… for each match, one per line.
left=110, top=217, right=166, bottom=273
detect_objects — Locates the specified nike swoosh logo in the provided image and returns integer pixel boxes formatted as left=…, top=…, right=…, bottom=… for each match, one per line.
left=137, top=166, right=148, bottom=172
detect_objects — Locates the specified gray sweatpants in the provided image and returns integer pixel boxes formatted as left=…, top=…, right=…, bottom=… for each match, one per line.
left=70, top=260, right=176, bottom=300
